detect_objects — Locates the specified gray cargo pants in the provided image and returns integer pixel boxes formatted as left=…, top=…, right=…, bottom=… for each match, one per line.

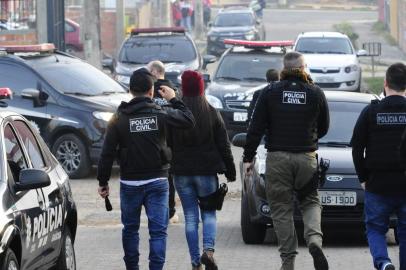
left=265, top=151, right=323, bottom=270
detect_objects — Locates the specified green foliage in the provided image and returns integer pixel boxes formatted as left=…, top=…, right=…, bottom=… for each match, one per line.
left=372, top=21, right=398, bottom=46
left=364, top=77, right=384, bottom=94
left=333, top=22, right=359, bottom=49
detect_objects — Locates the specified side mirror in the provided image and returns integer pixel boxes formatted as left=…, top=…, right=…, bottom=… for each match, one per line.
left=356, top=49, right=368, bottom=57
left=232, top=133, right=247, bottom=148
left=21, top=88, right=48, bottom=107
left=102, top=57, right=114, bottom=73
left=202, top=54, right=216, bottom=70
left=15, top=169, right=51, bottom=191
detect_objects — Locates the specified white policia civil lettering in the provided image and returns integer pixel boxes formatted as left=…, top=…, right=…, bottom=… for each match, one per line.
left=282, top=91, right=307, bottom=105
left=376, top=113, right=406, bottom=125
left=130, top=116, right=159, bottom=132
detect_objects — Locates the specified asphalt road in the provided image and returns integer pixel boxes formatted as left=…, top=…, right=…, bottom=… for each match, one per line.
left=72, top=8, right=400, bottom=270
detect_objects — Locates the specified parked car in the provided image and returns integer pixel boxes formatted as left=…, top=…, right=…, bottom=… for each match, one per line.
left=207, top=6, right=266, bottom=56
left=294, top=32, right=368, bottom=92
left=65, top=19, right=84, bottom=56
left=205, top=39, right=292, bottom=137
left=0, top=43, right=130, bottom=178
left=0, top=88, right=77, bottom=269
left=106, top=27, right=216, bottom=88
left=232, top=91, right=398, bottom=244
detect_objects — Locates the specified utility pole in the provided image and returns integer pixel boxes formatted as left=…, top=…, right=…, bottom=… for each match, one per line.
left=36, top=0, right=47, bottom=43
left=82, top=0, right=102, bottom=69
left=116, top=0, right=125, bottom=53
left=194, top=0, right=204, bottom=40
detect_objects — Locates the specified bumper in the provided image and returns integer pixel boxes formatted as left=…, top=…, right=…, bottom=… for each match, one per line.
left=312, top=71, right=361, bottom=91
left=219, top=109, right=248, bottom=135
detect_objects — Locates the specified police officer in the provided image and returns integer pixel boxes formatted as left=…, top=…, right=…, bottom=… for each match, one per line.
left=243, top=52, right=329, bottom=270
left=351, top=63, right=406, bottom=270
left=97, top=68, right=195, bottom=270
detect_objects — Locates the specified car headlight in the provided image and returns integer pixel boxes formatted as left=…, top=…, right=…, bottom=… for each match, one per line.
left=206, top=94, right=223, bottom=109
left=115, top=74, right=130, bottom=85
left=245, top=31, right=255, bottom=40
left=208, top=36, right=217, bottom=42
left=344, top=65, right=358, bottom=73
left=255, top=145, right=267, bottom=175
left=93, top=111, right=114, bottom=122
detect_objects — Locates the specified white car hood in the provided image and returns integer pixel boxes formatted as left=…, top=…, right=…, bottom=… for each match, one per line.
left=303, top=54, right=357, bottom=68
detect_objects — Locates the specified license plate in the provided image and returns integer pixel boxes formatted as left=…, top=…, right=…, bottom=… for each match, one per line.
left=233, top=112, right=248, bottom=122
left=319, top=191, right=357, bottom=206
left=315, top=76, right=335, bottom=83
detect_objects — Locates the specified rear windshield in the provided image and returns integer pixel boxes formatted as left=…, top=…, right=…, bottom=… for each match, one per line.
left=36, top=61, right=126, bottom=96
left=295, top=37, right=353, bottom=55
left=214, top=13, right=254, bottom=27
left=119, top=35, right=197, bottom=64
left=215, top=53, right=283, bottom=82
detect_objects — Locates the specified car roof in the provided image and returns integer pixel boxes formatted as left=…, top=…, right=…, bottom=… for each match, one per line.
left=228, top=47, right=288, bottom=55
left=219, top=6, right=253, bottom=14
left=297, top=32, right=349, bottom=39
left=324, top=91, right=378, bottom=103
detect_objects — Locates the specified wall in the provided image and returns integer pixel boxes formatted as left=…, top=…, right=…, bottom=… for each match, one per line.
left=399, top=0, right=406, bottom=52
left=389, top=0, right=399, bottom=41
left=0, top=30, right=37, bottom=45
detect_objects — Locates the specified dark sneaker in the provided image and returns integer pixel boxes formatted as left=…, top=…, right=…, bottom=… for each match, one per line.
left=309, top=243, right=329, bottom=270
left=381, top=262, right=395, bottom=270
left=201, top=250, right=218, bottom=270
left=192, top=264, right=203, bottom=270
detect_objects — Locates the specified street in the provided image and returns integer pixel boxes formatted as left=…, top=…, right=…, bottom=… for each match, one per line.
left=72, top=8, right=401, bottom=270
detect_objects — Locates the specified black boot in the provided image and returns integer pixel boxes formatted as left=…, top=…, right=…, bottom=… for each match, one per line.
left=201, top=250, right=218, bottom=270
left=309, top=243, right=329, bottom=270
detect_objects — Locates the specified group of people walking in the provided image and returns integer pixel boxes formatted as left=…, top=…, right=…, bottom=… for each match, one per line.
left=171, top=0, right=212, bottom=32
left=97, top=51, right=405, bottom=270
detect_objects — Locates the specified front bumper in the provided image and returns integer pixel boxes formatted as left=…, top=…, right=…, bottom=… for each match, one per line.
left=219, top=109, right=248, bottom=135
left=311, top=70, right=361, bottom=91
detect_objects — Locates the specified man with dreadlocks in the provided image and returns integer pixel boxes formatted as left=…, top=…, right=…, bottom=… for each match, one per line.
left=243, top=52, right=330, bottom=270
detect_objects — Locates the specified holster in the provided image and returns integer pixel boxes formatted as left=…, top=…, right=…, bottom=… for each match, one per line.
left=296, top=156, right=330, bottom=202
left=198, top=183, right=228, bottom=211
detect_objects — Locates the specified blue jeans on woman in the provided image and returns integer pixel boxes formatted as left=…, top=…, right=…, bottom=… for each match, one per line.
left=364, top=191, right=406, bottom=270
left=120, top=180, right=169, bottom=270
left=174, top=175, right=218, bottom=267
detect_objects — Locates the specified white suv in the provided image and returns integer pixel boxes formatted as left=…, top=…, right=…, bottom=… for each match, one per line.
left=294, top=32, right=367, bottom=92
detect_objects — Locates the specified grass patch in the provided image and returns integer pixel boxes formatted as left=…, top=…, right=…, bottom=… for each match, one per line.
left=364, top=77, right=384, bottom=94
left=333, top=22, right=359, bottom=49
left=372, top=21, right=398, bottom=46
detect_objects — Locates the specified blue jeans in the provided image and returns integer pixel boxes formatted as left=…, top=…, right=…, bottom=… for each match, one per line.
left=365, top=191, right=406, bottom=270
left=174, top=175, right=218, bottom=267
left=120, top=180, right=169, bottom=270
left=181, top=16, right=192, bottom=32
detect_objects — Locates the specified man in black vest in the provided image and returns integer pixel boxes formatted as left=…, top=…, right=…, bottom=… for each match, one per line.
left=97, top=68, right=195, bottom=270
left=351, top=63, right=406, bottom=270
left=243, top=52, right=330, bottom=270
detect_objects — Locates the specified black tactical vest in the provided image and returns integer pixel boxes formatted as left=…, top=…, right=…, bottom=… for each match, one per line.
left=266, top=80, right=320, bottom=152
left=366, top=96, right=406, bottom=170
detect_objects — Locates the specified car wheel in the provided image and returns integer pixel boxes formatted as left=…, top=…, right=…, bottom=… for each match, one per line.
left=57, top=229, right=76, bottom=270
left=52, top=134, right=91, bottom=179
left=394, top=227, right=399, bottom=245
left=241, top=192, right=267, bottom=244
left=1, top=248, right=19, bottom=270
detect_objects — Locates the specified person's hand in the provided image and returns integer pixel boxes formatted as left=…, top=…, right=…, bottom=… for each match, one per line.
left=98, top=185, right=109, bottom=199
left=243, top=162, right=254, bottom=176
left=159, top=85, right=176, bottom=101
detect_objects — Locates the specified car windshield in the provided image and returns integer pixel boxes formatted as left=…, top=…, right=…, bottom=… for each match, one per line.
left=319, top=101, right=368, bottom=145
left=36, top=61, right=126, bottom=96
left=214, top=13, right=254, bottom=27
left=119, top=35, right=196, bottom=64
left=296, top=37, right=354, bottom=54
left=215, top=54, right=283, bottom=82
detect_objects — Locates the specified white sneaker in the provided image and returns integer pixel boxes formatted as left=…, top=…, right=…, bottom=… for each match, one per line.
left=381, top=262, right=395, bottom=270
left=169, top=213, right=179, bottom=224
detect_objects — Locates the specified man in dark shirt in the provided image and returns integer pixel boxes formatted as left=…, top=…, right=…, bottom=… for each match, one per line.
left=351, top=63, right=406, bottom=270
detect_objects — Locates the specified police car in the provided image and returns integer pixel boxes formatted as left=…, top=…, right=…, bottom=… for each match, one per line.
left=232, top=91, right=398, bottom=244
left=205, top=39, right=292, bottom=137
left=107, top=27, right=216, bottom=88
left=0, top=88, right=77, bottom=269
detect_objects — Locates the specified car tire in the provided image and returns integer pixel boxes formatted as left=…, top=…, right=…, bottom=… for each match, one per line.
left=1, top=248, right=19, bottom=270
left=57, top=229, right=76, bottom=270
left=52, top=134, right=91, bottom=179
left=241, top=192, right=267, bottom=244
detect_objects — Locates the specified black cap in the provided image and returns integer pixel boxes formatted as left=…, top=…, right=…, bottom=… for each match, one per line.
left=129, top=67, right=155, bottom=94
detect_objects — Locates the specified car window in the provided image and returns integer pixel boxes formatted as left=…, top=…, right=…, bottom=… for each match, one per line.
left=13, top=120, right=46, bottom=169
left=119, top=35, right=197, bottom=64
left=215, top=54, right=283, bottom=82
left=295, top=37, right=354, bottom=55
left=214, top=13, right=254, bottom=27
left=319, top=102, right=367, bottom=144
left=0, top=63, right=39, bottom=95
left=4, top=124, right=27, bottom=181
left=35, top=61, right=126, bottom=96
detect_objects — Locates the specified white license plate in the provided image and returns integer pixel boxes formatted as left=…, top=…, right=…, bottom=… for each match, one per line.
left=319, top=191, right=357, bottom=206
left=315, top=76, right=335, bottom=83
left=233, top=112, right=248, bottom=122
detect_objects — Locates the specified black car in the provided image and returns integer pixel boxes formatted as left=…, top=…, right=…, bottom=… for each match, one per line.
left=0, top=89, right=77, bottom=269
left=205, top=39, right=292, bottom=137
left=106, top=27, right=216, bottom=88
left=0, top=44, right=130, bottom=178
left=232, top=91, right=399, bottom=244
left=207, top=6, right=266, bottom=56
